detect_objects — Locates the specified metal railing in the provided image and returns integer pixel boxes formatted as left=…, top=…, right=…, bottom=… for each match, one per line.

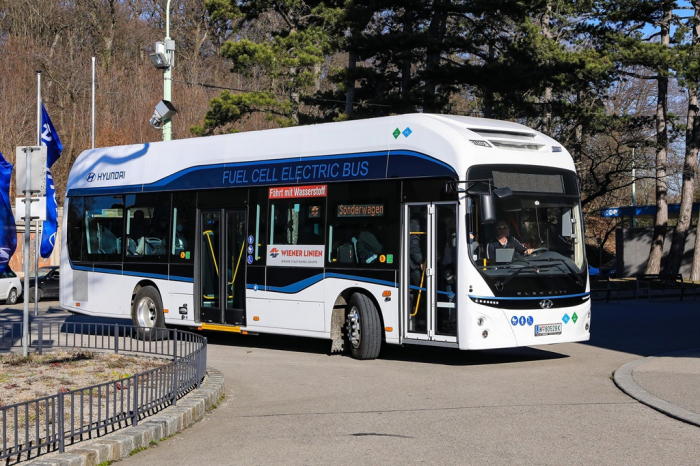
left=0, top=321, right=207, bottom=463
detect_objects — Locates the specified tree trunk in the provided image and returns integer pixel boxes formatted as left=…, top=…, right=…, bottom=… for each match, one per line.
left=400, top=9, right=415, bottom=108
left=345, top=51, right=357, bottom=116
left=666, top=3, right=700, bottom=276
left=424, top=0, right=447, bottom=113
left=541, top=2, right=553, bottom=135
left=645, top=7, right=672, bottom=274
left=483, top=43, right=495, bottom=118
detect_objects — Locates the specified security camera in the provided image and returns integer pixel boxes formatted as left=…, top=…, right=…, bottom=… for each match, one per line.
left=149, top=100, right=177, bottom=129
left=149, top=42, right=170, bottom=69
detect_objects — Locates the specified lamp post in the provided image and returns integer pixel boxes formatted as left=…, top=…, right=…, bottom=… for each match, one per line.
left=163, top=0, right=173, bottom=141
left=149, top=1, right=176, bottom=140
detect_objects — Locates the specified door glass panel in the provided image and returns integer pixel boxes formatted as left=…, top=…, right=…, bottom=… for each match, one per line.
left=408, top=205, right=428, bottom=334
left=200, top=211, right=220, bottom=310
left=226, top=211, right=246, bottom=310
left=436, top=204, right=457, bottom=336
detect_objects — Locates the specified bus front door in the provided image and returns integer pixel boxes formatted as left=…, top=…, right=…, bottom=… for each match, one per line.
left=404, top=203, right=458, bottom=343
left=199, top=209, right=247, bottom=326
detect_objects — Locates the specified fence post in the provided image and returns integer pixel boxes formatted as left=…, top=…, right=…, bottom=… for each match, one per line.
left=132, top=374, right=139, bottom=427
left=37, top=320, right=43, bottom=355
left=114, top=323, right=119, bottom=354
left=58, top=391, right=65, bottom=453
left=172, top=329, right=178, bottom=406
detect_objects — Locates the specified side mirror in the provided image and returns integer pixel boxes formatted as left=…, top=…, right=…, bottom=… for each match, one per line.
left=480, top=193, right=497, bottom=224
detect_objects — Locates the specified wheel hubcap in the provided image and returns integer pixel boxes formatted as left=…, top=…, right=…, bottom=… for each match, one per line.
left=346, top=307, right=361, bottom=349
left=137, top=297, right=157, bottom=328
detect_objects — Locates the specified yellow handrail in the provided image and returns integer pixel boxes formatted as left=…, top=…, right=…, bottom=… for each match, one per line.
left=228, top=241, right=246, bottom=301
left=411, top=266, right=426, bottom=317
left=203, top=230, right=218, bottom=276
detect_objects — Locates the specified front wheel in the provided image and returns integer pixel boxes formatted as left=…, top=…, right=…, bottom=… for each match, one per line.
left=346, top=293, right=382, bottom=360
left=132, top=286, right=165, bottom=339
left=6, top=288, right=17, bottom=305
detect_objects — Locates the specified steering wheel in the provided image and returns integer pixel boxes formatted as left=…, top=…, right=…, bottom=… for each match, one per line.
left=529, top=247, right=549, bottom=256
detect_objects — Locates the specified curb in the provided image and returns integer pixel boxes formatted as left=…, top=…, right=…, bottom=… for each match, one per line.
left=26, top=368, right=225, bottom=466
left=613, top=349, right=700, bottom=428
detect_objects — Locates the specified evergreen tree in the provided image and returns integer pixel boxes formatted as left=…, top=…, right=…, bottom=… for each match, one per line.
left=191, top=0, right=342, bottom=134
left=591, top=0, right=681, bottom=274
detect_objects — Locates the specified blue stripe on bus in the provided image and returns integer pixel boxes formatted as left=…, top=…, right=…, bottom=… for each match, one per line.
left=246, top=273, right=399, bottom=294
left=69, top=263, right=194, bottom=282
left=468, top=293, right=590, bottom=301
left=67, top=149, right=456, bottom=196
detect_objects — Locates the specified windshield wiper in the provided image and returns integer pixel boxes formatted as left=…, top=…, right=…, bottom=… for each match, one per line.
left=544, top=258, right=583, bottom=286
left=495, top=263, right=558, bottom=291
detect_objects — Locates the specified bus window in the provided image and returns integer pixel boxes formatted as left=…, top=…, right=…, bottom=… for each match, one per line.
left=326, top=181, right=400, bottom=267
left=124, top=193, right=170, bottom=257
left=66, top=197, right=84, bottom=261
left=249, top=188, right=268, bottom=264
left=83, top=195, right=124, bottom=260
left=269, top=200, right=325, bottom=246
left=171, top=192, right=195, bottom=262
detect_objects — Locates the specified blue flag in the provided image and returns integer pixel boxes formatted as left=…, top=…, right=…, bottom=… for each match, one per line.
left=41, top=103, right=63, bottom=168
left=40, top=104, right=63, bottom=258
left=0, top=152, right=17, bottom=264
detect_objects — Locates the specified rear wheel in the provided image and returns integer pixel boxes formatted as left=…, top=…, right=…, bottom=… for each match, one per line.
left=346, top=293, right=382, bottom=360
left=6, top=288, right=17, bottom=305
left=132, top=286, right=165, bottom=339
left=27, top=288, right=43, bottom=303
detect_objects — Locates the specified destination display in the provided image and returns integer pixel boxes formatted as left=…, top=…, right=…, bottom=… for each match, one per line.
left=269, top=184, right=327, bottom=199
left=337, top=204, right=384, bottom=218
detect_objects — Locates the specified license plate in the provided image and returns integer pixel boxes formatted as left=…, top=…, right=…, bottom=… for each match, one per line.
left=535, top=323, right=562, bottom=336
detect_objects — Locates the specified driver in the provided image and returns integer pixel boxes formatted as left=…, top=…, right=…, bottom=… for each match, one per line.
left=487, top=220, right=534, bottom=260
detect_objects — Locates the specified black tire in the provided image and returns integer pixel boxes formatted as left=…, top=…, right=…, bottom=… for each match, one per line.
left=6, top=288, right=17, bottom=305
left=346, top=292, right=382, bottom=360
left=27, top=287, right=43, bottom=303
left=131, top=286, right=166, bottom=340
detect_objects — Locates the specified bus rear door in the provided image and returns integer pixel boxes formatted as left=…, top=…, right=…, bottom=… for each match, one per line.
left=198, top=209, right=247, bottom=326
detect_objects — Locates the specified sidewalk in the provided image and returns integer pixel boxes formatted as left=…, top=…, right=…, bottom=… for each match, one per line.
left=614, top=349, right=700, bottom=427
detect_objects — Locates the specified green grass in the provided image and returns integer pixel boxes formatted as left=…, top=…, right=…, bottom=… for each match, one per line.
left=130, top=446, right=148, bottom=456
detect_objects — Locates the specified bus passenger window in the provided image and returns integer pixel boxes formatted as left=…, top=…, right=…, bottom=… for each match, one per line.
left=269, top=200, right=325, bottom=245
left=171, top=193, right=195, bottom=262
left=83, top=195, right=124, bottom=259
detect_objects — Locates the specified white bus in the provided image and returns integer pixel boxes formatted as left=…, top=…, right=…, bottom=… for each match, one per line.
left=61, top=114, right=591, bottom=359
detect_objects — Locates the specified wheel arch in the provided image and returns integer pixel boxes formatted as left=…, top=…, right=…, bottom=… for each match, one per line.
left=330, top=287, right=386, bottom=342
left=131, top=280, right=162, bottom=307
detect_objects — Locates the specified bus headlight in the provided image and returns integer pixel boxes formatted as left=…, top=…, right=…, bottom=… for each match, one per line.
left=482, top=329, right=489, bottom=338
left=477, top=317, right=485, bottom=326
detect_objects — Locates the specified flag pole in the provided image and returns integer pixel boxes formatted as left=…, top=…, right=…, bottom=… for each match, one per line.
left=34, top=220, right=39, bottom=316
left=92, top=57, right=95, bottom=149
left=34, top=72, right=42, bottom=317
left=22, top=71, right=42, bottom=356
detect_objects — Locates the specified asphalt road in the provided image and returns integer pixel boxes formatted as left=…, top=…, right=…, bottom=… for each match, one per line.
left=2, top=299, right=699, bottom=465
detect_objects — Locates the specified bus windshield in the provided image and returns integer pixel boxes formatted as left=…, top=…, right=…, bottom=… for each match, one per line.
left=466, top=166, right=586, bottom=287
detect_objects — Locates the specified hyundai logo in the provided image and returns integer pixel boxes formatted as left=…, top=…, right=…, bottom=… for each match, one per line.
left=86, top=172, right=96, bottom=182
left=539, top=299, right=554, bottom=309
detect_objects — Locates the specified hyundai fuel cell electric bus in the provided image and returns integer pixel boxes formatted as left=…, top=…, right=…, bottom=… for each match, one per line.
left=61, top=114, right=591, bottom=359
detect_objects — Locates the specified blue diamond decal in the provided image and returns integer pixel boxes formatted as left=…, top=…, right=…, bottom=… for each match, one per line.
left=403, top=127, right=412, bottom=137
left=562, top=314, right=570, bottom=324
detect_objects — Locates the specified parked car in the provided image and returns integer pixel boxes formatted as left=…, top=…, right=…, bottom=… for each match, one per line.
left=27, top=266, right=60, bottom=302
left=599, top=259, right=617, bottom=278
left=0, top=266, right=22, bottom=304
left=588, top=264, right=600, bottom=277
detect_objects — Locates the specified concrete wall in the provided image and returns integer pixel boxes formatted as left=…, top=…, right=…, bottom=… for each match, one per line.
left=617, top=227, right=698, bottom=278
